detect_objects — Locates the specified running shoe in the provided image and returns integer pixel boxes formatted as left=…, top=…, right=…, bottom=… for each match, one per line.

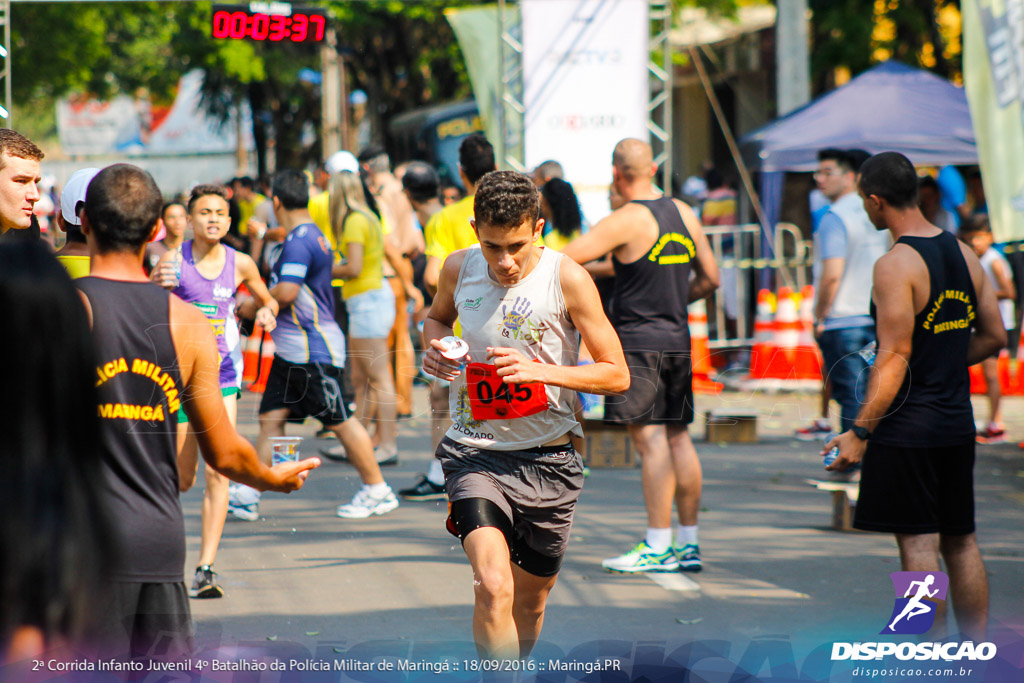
left=795, top=419, right=832, bottom=441
left=316, top=428, right=336, bottom=439
left=601, top=541, right=680, bottom=573
left=319, top=444, right=398, bottom=466
left=190, top=565, right=224, bottom=599
left=336, top=485, right=400, bottom=519
left=976, top=425, right=1006, bottom=445
left=674, top=544, right=703, bottom=573
left=397, top=475, right=447, bottom=501
left=227, top=483, right=260, bottom=522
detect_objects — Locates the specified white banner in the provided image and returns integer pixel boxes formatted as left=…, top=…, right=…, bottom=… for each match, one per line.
left=57, top=70, right=254, bottom=157
left=522, top=0, right=648, bottom=224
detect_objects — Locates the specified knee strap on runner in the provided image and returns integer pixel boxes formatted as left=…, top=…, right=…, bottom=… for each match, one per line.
left=510, top=540, right=563, bottom=578
left=446, top=498, right=512, bottom=544
left=446, top=498, right=563, bottom=578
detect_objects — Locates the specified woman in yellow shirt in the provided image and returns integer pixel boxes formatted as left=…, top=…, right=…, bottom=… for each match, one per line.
left=329, top=171, right=398, bottom=462
left=540, top=178, right=583, bottom=251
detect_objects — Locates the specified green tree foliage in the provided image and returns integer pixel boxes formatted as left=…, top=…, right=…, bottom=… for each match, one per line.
left=11, top=1, right=479, bottom=170
left=327, top=0, right=472, bottom=140
left=809, top=0, right=961, bottom=90
left=23, top=0, right=956, bottom=169
left=175, top=3, right=320, bottom=172
left=11, top=2, right=188, bottom=143
left=12, top=2, right=184, bottom=103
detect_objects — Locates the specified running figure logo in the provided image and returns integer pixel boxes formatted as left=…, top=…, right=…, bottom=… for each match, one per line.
left=881, top=571, right=949, bottom=635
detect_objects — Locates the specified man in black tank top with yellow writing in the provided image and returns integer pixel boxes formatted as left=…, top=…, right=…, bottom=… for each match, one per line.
left=77, top=165, right=320, bottom=661
left=563, top=139, right=719, bottom=574
left=825, top=153, right=1004, bottom=641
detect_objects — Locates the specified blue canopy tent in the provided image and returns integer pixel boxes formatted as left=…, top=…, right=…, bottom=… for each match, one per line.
left=739, top=61, right=977, bottom=244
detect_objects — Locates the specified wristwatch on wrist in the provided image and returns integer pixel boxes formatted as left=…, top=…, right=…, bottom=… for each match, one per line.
left=851, top=425, right=872, bottom=441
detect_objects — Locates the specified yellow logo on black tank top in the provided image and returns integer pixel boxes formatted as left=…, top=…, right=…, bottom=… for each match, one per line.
left=648, top=232, right=695, bottom=265
left=94, top=357, right=181, bottom=418
left=922, top=289, right=975, bottom=334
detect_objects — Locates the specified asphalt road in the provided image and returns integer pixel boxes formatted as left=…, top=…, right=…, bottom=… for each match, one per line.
left=177, top=387, right=1024, bottom=682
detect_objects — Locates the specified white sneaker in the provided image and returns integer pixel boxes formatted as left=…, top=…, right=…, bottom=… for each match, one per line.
left=336, top=485, right=400, bottom=519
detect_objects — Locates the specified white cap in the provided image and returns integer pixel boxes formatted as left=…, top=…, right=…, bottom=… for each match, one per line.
left=60, top=168, right=101, bottom=226
left=324, top=151, right=359, bottom=175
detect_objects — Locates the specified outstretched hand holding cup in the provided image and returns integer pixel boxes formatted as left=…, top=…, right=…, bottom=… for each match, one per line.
left=266, top=436, right=319, bottom=492
left=267, top=457, right=321, bottom=493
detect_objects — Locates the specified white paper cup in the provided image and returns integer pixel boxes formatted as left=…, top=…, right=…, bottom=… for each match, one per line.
left=439, top=335, right=469, bottom=364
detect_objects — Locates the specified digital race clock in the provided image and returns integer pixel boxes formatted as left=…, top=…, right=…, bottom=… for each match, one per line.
left=211, top=3, right=327, bottom=43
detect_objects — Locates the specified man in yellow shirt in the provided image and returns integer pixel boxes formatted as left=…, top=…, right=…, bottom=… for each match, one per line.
left=399, top=134, right=496, bottom=501
left=422, top=134, right=495, bottom=295
left=230, top=176, right=269, bottom=238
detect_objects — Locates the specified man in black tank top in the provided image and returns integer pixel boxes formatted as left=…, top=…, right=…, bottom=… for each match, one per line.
left=77, top=165, right=320, bottom=661
left=825, top=153, right=1004, bottom=641
left=563, top=139, right=720, bottom=575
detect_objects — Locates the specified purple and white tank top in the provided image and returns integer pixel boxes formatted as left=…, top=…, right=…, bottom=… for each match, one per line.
left=173, top=241, right=242, bottom=388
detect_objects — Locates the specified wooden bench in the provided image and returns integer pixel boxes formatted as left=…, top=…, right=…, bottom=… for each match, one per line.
left=806, top=479, right=860, bottom=531
left=704, top=410, right=758, bottom=443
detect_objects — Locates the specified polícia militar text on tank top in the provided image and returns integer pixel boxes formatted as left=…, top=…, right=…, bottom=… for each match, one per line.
left=448, top=246, right=582, bottom=451
left=869, top=231, right=978, bottom=447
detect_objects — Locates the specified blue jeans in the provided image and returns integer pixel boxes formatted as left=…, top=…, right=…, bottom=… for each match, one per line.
left=817, top=325, right=875, bottom=433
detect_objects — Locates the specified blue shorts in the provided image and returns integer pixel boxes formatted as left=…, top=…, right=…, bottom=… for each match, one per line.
left=346, top=286, right=396, bottom=339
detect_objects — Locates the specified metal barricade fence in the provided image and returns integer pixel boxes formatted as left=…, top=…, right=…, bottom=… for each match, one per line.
left=702, top=223, right=812, bottom=349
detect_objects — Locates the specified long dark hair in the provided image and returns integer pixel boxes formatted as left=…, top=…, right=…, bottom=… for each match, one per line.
left=0, top=242, right=114, bottom=657
left=541, top=177, right=582, bottom=238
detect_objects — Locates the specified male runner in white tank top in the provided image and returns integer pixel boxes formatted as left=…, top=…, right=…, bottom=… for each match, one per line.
left=422, top=171, right=629, bottom=659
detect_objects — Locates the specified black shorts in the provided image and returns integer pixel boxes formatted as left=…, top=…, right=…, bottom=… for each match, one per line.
left=854, top=441, right=976, bottom=535
left=93, top=581, right=192, bottom=660
left=436, top=437, right=585, bottom=577
left=258, top=356, right=356, bottom=427
left=604, top=349, right=695, bottom=425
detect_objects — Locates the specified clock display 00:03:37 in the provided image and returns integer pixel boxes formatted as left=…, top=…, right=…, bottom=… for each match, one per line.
left=211, top=9, right=326, bottom=42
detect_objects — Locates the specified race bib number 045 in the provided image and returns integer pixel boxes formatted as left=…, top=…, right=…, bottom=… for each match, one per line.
left=466, top=363, right=549, bottom=420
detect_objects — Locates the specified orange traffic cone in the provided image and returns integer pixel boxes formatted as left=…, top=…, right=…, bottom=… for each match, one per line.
left=748, top=289, right=776, bottom=380
left=247, top=328, right=275, bottom=393
left=1011, top=329, right=1024, bottom=396
left=689, top=298, right=722, bottom=394
left=765, top=287, right=800, bottom=380
left=794, top=285, right=822, bottom=380
left=241, top=323, right=264, bottom=385
left=968, top=363, right=986, bottom=395
left=998, top=349, right=1012, bottom=395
